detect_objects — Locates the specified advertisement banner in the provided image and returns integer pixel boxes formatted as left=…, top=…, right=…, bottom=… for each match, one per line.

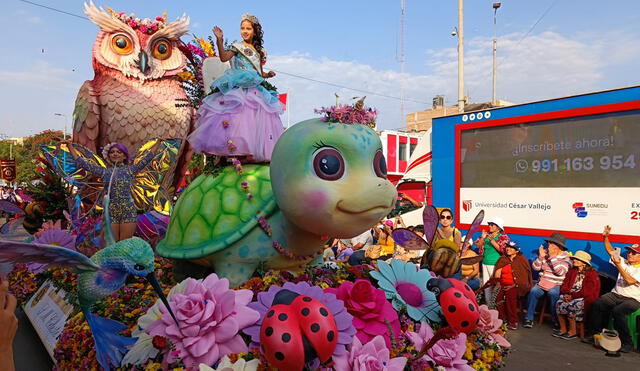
left=457, top=107, right=640, bottom=241
left=0, top=159, right=16, bottom=182
left=459, top=187, right=636, bottom=236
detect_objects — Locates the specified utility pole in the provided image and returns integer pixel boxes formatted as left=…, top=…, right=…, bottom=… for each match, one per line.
left=399, top=0, right=406, bottom=126
left=492, top=2, right=501, bottom=106
left=54, top=113, right=67, bottom=139
left=457, top=0, right=465, bottom=113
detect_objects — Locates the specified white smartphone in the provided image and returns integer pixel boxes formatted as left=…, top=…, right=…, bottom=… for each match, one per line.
left=613, top=247, right=621, bottom=260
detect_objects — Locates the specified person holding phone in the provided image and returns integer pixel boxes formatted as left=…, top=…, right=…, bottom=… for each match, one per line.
left=523, top=232, right=571, bottom=329
left=476, top=217, right=509, bottom=304
left=583, top=225, right=640, bottom=352
left=0, top=278, right=18, bottom=371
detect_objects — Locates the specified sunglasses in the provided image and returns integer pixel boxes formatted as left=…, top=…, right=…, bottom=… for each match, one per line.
left=440, top=215, right=452, bottom=220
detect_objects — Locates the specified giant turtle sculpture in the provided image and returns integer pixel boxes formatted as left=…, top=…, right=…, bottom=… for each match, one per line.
left=157, top=118, right=397, bottom=285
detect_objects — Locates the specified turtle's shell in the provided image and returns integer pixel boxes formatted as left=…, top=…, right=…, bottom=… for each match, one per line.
left=157, top=164, right=276, bottom=259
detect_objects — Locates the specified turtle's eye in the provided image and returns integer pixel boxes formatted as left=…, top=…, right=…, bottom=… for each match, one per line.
left=313, top=148, right=345, bottom=181
left=134, top=264, right=145, bottom=271
left=373, top=150, right=387, bottom=179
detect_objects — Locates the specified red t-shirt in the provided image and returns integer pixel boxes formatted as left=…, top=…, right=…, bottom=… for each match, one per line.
left=501, top=264, right=515, bottom=285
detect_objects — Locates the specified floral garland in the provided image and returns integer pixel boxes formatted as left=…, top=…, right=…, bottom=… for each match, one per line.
left=314, top=99, right=378, bottom=128
left=106, top=8, right=168, bottom=35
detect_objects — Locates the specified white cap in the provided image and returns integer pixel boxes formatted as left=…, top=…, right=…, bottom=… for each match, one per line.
left=487, top=217, right=505, bottom=231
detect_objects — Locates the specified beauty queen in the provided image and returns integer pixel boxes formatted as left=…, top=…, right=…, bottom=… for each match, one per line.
left=188, top=13, right=284, bottom=163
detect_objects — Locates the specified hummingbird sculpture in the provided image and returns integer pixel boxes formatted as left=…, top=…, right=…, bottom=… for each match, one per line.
left=0, top=196, right=178, bottom=369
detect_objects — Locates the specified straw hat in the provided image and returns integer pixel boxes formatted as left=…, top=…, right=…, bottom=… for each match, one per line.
left=571, top=250, right=592, bottom=266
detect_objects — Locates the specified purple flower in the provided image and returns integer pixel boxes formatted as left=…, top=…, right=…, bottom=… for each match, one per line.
left=31, top=229, right=77, bottom=273
left=243, top=281, right=356, bottom=358
left=333, top=335, right=406, bottom=371
left=407, top=322, right=473, bottom=371
left=146, top=274, right=260, bottom=369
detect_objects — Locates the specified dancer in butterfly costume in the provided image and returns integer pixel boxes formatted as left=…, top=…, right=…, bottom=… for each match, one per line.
left=62, top=139, right=168, bottom=241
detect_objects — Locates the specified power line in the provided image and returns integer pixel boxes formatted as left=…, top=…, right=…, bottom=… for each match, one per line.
left=18, top=0, right=89, bottom=21
left=17, top=0, right=431, bottom=106
left=273, top=70, right=429, bottom=105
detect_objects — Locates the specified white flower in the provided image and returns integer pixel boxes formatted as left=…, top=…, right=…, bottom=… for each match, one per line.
left=199, top=356, right=259, bottom=371
left=121, top=280, right=189, bottom=366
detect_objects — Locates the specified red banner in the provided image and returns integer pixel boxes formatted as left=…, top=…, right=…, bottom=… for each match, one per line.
left=0, top=159, right=16, bottom=182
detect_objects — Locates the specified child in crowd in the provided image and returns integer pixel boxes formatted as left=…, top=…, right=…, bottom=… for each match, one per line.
left=493, top=240, right=533, bottom=330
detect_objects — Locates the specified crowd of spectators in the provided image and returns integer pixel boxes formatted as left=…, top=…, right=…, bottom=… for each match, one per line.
left=322, top=205, right=640, bottom=355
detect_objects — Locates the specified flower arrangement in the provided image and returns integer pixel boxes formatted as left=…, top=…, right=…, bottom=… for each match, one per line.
left=10, top=245, right=510, bottom=370
left=314, top=98, right=378, bottom=128
left=176, top=34, right=217, bottom=109
left=106, top=8, right=168, bottom=35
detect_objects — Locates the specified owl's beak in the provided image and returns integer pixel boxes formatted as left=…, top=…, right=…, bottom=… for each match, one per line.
left=138, top=51, right=150, bottom=74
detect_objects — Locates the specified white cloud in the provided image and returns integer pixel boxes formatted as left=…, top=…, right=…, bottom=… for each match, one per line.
left=269, top=30, right=639, bottom=130
left=0, top=60, right=79, bottom=92
left=27, top=16, right=43, bottom=24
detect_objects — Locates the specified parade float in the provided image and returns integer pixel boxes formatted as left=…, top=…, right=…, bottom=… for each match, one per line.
left=0, top=3, right=511, bottom=370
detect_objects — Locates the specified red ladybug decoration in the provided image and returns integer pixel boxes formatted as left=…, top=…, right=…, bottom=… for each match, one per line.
left=260, top=289, right=338, bottom=371
left=427, top=278, right=479, bottom=334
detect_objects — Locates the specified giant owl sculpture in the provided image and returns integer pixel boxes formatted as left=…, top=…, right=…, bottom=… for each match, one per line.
left=73, top=2, right=193, bottom=179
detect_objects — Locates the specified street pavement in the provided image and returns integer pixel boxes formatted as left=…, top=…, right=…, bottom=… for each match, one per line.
left=505, top=322, right=640, bottom=370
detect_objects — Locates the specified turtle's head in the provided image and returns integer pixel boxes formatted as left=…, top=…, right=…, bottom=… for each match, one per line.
left=270, top=119, right=397, bottom=238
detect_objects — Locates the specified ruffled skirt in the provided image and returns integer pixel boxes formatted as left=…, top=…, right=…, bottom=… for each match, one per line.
left=188, top=69, right=284, bottom=162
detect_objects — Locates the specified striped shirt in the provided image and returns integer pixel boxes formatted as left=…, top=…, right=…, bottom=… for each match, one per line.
left=532, top=251, right=571, bottom=290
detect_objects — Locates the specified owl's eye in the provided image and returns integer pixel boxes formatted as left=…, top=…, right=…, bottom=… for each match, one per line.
left=153, top=39, right=172, bottom=60
left=111, top=34, right=133, bottom=55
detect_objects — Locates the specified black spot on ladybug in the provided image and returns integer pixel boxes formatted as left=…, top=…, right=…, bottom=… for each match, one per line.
left=448, top=305, right=456, bottom=313
left=319, top=307, right=328, bottom=317
left=302, top=296, right=312, bottom=302
left=267, top=310, right=275, bottom=318
left=302, top=308, right=310, bottom=316
left=454, top=292, right=462, bottom=298
left=476, top=318, right=480, bottom=324
left=265, top=327, right=273, bottom=336
left=275, top=352, right=285, bottom=361
left=469, top=304, right=475, bottom=311
left=461, top=321, right=469, bottom=327
left=464, top=285, right=471, bottom=291
left=327, top=330, right=335, bottom=342
left=311, top=323, right=320, bottom=333
left=278, top=313, right=288, bottom=321
left=282, top=333, right=291, bottom=343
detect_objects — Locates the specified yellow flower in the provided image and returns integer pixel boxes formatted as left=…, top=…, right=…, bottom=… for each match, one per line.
left=319, top=282, right=329, bottom=289
left=197, top=37, right=216, bottom=56
left=177, top=71, right=196, bottom=82
left=464, top=347, right=473, bottom=360
left=145, top=363, right=162, bottom=371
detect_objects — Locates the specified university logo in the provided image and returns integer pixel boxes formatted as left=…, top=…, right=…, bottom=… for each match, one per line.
left=572, top=202, right=587, bottom=218
left=462, top=200, right=473, bottom=212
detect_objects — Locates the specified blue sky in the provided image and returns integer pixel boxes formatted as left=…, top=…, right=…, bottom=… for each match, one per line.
left=1, top=0, right=639, bottom=137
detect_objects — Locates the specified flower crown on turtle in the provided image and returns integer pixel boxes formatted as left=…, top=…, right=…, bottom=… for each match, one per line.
left=241, top=13, right=260, bottom=25
left=314, top=97, right=377, bottom=128
left=106, top=7, right=168, bottom=34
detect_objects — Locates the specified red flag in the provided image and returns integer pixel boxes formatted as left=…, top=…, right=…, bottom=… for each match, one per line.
left=278, top=93, right=288, bottom=111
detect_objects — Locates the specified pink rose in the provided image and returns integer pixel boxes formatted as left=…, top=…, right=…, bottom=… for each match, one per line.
left=325, top=280, right=400, bottom=348
left=128, top=20, right=137, bottom=28
left=407, top=322, right=473, bottom=371
left=333, top=336, right=406, bottom=371
left=146, top=274, right=260, bottom=368
left=477, top=305, right=510, bottom=347
left=139, top=25, right=148, bottom=33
